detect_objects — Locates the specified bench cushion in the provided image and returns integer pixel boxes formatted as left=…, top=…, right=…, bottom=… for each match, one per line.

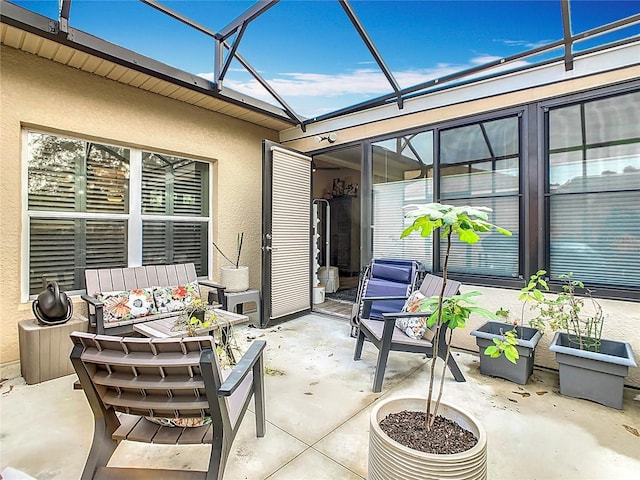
left=97, top=288, right=158, bottom=324
left=153, top=281, right=201, bottom=313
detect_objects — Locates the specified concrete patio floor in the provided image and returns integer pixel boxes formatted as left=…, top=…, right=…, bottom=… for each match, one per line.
left=1, top=313, right=639, bottom=479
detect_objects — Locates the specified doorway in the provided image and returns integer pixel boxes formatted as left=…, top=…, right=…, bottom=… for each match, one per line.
left=311, top=145, right=362, bottom=318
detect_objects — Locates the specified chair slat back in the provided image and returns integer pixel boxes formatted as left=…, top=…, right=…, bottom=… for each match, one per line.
left=84, top=263, right=198, bottom=295
left=419, top=274, right=461, bottom=298
left=71, top=332, right=220, bottom=420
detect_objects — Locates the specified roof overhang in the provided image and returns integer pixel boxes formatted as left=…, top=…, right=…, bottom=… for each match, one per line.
left=0, top=0, right=298, bottom=132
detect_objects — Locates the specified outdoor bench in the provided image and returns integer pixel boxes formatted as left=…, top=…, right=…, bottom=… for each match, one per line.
left=81, top=263, right=226, bottom=335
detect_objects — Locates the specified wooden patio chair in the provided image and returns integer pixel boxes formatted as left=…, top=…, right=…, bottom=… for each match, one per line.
left=353, top=274, right=465, bottom=392
left=70, top=332, right=266, bottom=480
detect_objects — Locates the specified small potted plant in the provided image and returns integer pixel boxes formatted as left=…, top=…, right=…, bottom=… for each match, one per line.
left=546, top=274, right=636, bottom=409
left=213, top=232, right=248, bottom=292
left=172, top=299, right=241, bottom=367
left=173, top=298, right=214, bottom=336
left=469, top=270, right=547, bottom=384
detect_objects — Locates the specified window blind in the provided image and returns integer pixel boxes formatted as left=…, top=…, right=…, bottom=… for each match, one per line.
left=547, top=90, right=640, bottom=289
left=372, top=179, right=433, bottom=268
left=270, top=146, right=311, bottom=318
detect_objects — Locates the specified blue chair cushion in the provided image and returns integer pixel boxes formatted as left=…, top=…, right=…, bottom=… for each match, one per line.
left=365, top=278, right=412, bottom=320
left=371, top=263, right=414, bottom=284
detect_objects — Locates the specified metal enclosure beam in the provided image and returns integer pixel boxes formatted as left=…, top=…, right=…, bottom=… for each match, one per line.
left=339, top=0, right=404, bottom=109
left=561, top=0, right=574, bottom=71
left=140, top=0, right=303, bottom=126
left=217, top=0, right=279, bottom=41
left=58, top=0, right=71, bottom=33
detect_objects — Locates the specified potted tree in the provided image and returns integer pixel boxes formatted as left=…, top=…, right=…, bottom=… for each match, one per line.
left=368, top=203, right=511, bottom=480
left=213, top=232, right=249, bottom=292
left=469, top=270, right=547, bottom=384
left=546, top=274, right=636, bottom=409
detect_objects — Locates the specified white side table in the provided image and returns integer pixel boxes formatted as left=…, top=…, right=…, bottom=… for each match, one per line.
left=225, top=289, right=261, bottom=321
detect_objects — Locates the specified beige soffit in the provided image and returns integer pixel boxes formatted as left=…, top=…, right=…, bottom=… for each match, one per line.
left=0, top=23, right=295, bottom=132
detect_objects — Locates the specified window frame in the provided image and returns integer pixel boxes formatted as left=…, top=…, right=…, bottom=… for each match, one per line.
left=361, top=106, right=528, bottom=289
left=21, top=129, right=212, bottom=301
left=313, top=81, right=640, bottom=300
left=540, top=84, right=640, bottom=300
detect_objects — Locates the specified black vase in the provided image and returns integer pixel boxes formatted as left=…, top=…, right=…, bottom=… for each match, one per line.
left=32, top=281, right=73, bottom=326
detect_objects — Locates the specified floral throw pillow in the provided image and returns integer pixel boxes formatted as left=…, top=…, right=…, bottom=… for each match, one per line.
left=97, top=288, right=157, bottom=324
left=395, top=290, right=433, bottom=340
left=153, top=281, right=201, bottom=313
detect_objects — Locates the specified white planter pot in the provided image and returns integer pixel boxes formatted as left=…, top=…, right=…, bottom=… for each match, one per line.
left=369, top=397, right=487, bottom=480
left=220, top=266, right=249, bottom=293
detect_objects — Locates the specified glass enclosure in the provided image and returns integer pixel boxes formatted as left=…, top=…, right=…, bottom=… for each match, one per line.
left=372, top=132, right=434, bottom=269
left=547, top=90, right=640, bottom=287
left=439, top=116, right=520, bottom=278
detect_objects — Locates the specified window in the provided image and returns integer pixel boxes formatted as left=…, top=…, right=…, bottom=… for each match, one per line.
left=370, top=117, right=520, bottom=278
left=546, top=90, right=640, bottom=288
left=141, top=152, right=209, bottom=272
left=372, top=132, right=434, bottom=269
left=363, top=85, right=639, bottom=298
left=26, top=131, right=210, bottom=297
left=439, top=116, right=520, bottom=278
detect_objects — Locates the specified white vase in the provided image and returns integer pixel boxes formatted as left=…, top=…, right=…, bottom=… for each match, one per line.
left=369, top=397, right=487, bottom=480
left=220, top=265, right=249, bottom=293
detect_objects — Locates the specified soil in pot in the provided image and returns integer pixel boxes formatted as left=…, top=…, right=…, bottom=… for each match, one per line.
left=380, top=410, right=478, bottom=455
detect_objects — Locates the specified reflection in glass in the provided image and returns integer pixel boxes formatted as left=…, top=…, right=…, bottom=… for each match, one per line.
left=372, top=132, right=433, bottom=268
left=28, top=133, right=130, bottom=213
left=439, top=116, right=520, bottom=277
left=547, top=91, right=640, bottom=286
left=142, top=152, right=209, bottom=217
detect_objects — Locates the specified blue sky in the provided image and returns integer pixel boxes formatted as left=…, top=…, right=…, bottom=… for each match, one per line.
left=13, top=0, right=640, bottom=118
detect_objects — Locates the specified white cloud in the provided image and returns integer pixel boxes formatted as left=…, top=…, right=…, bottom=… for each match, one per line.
left=497, top=39, right=553, bottom=49
left=195, top=54, right=531, bottom=117
left=471, top=55, right=503, bottom=64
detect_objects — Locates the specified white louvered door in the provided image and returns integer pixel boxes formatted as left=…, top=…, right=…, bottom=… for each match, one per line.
left=261, top=141, right=312, bottom=326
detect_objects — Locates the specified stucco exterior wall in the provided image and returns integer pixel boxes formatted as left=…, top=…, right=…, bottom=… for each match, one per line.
left=0, top=46, right=277, bottom=363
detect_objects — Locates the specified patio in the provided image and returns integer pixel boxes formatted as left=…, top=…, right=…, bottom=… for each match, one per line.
left=1, top=313, right=639, bottom=479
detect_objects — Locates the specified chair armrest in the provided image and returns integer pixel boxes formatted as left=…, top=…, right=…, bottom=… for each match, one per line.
left=199, top=280, right=225, bottom=290
left=218, top=339, right=266, bottom=397
left=81, top=293, right=103, bottom=307
left=81, top=293, right=105, bottom=332
left=382, top=311, right=433, bottom=320
left=200, top=280, right=227, bottom=309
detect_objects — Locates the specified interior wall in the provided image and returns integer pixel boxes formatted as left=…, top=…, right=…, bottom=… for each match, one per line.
left=0, top=46, right=278, bottom=363
left=313, top=167, right=360, bottom=199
